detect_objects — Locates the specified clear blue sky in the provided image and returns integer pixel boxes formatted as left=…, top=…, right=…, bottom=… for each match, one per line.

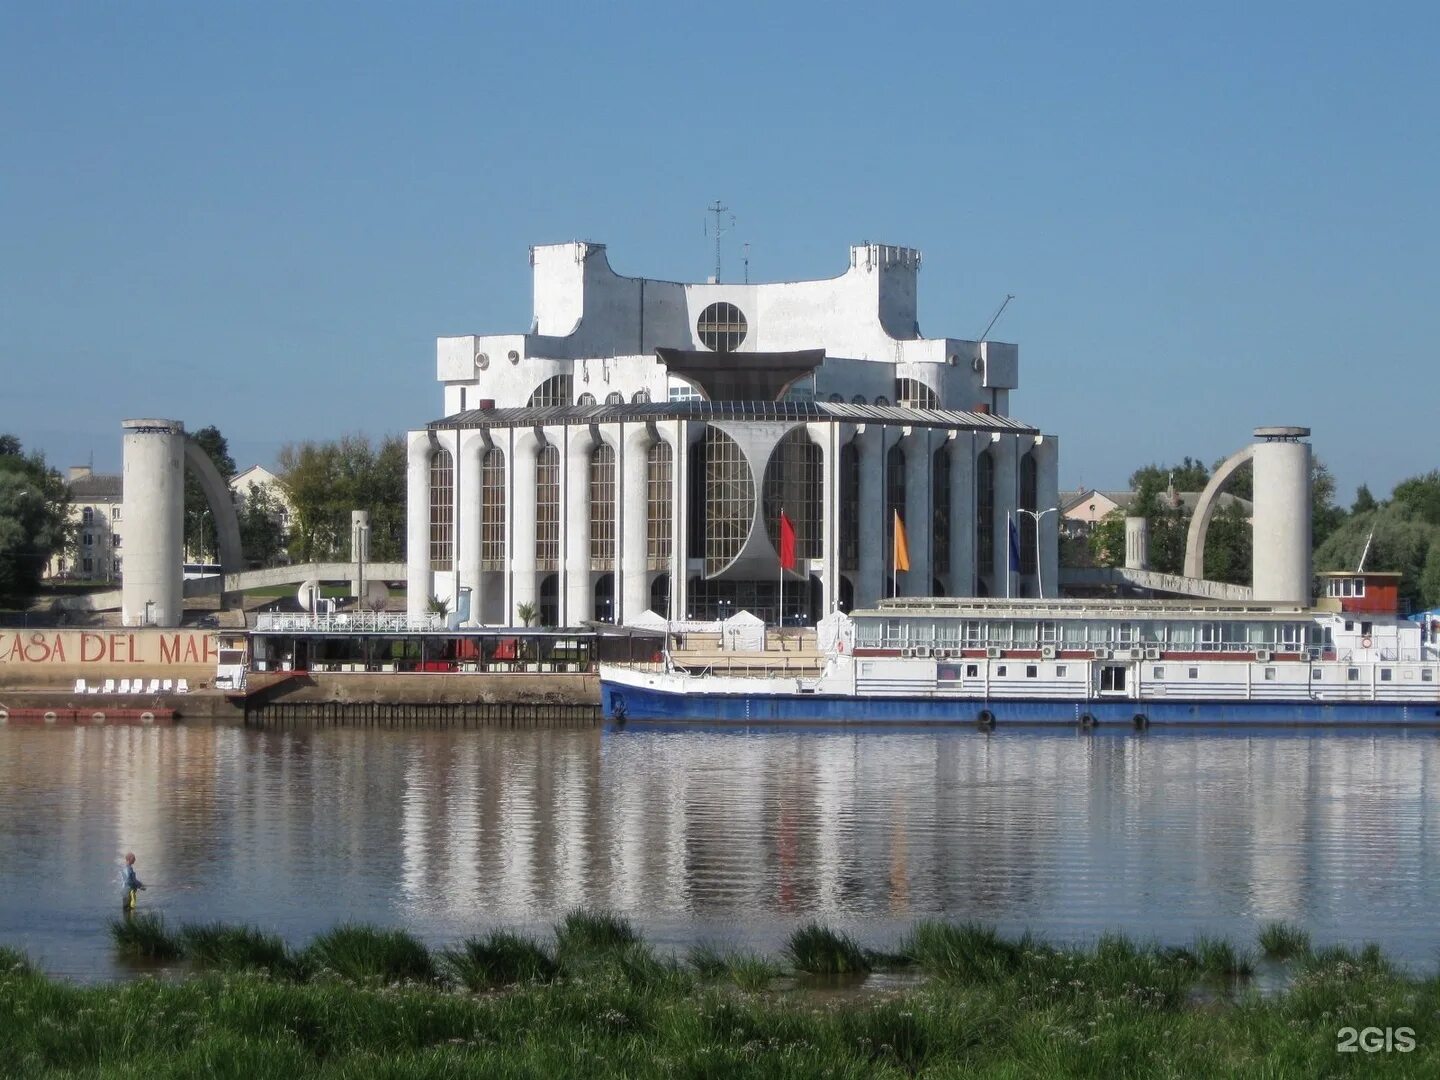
left=4, top=1, right=1437, bottom=502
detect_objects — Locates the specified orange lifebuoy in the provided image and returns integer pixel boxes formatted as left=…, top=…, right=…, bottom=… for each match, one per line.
left=1361, top=636, right=1373, bottom=649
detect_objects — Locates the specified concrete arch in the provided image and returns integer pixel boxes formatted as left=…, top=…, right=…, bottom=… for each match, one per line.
left=183, top=438, right=244, bottom=575
left=1183, top=444, right=1254, bottom=580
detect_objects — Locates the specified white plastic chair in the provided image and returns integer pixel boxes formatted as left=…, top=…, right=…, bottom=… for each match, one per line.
left=176, top=679, right=189, bottom=694
left=73, top=678, right=87, bottom=694
left=101, top=678, right=116, bottom=694
left=161, top=679, right=174, bottom=693
left=117, top=679, right=132, bottom=694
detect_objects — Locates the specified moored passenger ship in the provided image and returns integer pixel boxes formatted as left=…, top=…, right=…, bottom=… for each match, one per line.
left=600, top=573, right=1440, bottom=727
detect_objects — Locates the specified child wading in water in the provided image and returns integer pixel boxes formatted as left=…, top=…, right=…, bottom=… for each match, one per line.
left=120, top=853, right=146, bottom=911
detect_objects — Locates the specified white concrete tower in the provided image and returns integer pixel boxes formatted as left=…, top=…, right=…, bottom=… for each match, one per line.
left=121, top=418, right=186, bottom=627
left=1250, top=426, right=1312, bottom=605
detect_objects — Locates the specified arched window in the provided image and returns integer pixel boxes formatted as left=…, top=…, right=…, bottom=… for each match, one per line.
left=535, top=445, right=559, bottom=570
left=631, top=389, right=651, bottom=404
left=875, top=396, right=891, bottom=406
left=976, top=449, right=994, bottom=585
left=527, top=374, right=572, bottom=407
left=480, top=447, right=505, bottom=571
left=650, top=573, right=671, bottom=619
left=839, top=440, right=859, bottom=571
left=886, top=442, right=906, bottom=581
left=896, top=378, right=938, bottom=409
left=851, top=394, right=867, bottom=405
left=1019, top=450, right=1038, bottom=576
left=704, top=426, right=754, bottom=576
left=593, top=573, right=614, bottom=623
left=428, top=448, right=453, bottom=572
left=762, top=428, right=823, bottom=563
left=589, top=443, right=615, bottom=568
left=577, top=392, right=597, bottom=407
left=605, top=391, right=624, bottom=405
left=647, top=440, right=672, bottom=567
left=932, top=445, right=950, bottom=576
left=828, top=392, right=845, bottom=403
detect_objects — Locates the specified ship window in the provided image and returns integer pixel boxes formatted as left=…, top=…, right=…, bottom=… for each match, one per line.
left=1381, top=668, right=1392, bottom=681
left=996, top=665, right=1007, bottom=677
left=1423, top=669, right=1434, bottom=682
left=1361, top=621, right=1373, bottom=635
left=966, top=664, right=978, bottom=678
left=1264, top=667, right=1276, bottom=681
left=1025, top=665, right=1037, bottom=678
left=1355, top=579, right=1366, bottom=596
left=1188, top=667, right=1199, bottom=679
left=1312, top=670, right=1322, bottom=680
left=1153, top=666, right=1165, bottom=679
left=1344, top=620, right=1354, bottom=632
left=1056, top=665, right=1067, bottom=677
left=1348, top=667, right=1360, bottom=681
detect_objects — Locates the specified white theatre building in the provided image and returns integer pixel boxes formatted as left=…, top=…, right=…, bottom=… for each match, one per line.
left=405, top=241, right=1060, bottom=627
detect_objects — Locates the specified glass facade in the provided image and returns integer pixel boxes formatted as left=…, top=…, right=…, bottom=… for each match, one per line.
left=428, top=448, right=453, bottom=572
left=762, top=427, right=822, bottom=562
left=480, top=447, right=506, bottom=570
left=839, top=440, right=859, bottom=572
left=896, top=378, right=939, bottom=408
left=1019, top=450, right=1037, bottom=577
left=589, top=443, right=615, bottom=568
left=646, top=440, right=672, bottom=568
left=976, top=449, right=994, bottom=592
left=535, top=445, right=559, bottom=571
left=703, top=426, right=754, bottom=576
left=932, top=444, right=950, bottom=578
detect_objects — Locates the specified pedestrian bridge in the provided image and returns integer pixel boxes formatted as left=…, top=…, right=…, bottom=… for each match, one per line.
left=62, top=562, right=408, bottom=612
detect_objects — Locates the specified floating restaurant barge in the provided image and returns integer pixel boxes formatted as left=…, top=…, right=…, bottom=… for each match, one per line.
left=600, top=573, right=1440, bottom=727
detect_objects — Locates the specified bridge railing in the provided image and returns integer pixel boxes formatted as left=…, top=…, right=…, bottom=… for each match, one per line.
left=254, top=612, right=444, bottom=634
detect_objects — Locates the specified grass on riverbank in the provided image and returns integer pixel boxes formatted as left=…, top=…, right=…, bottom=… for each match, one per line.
left=8, top=915, right=1428, bottom=1076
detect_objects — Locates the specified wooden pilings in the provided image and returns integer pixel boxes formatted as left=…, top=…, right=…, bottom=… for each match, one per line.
left=244, top=700, right=601, bottom=729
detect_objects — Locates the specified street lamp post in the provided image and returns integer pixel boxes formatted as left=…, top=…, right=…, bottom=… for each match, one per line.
left=1015, top=507, right=1059, bottom=599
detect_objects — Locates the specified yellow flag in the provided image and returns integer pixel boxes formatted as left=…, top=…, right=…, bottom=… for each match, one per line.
left=893, top=510, right=911, bottom=573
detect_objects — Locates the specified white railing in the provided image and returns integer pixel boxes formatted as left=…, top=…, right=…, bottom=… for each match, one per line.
left=254, top=612, right=444, bottom=633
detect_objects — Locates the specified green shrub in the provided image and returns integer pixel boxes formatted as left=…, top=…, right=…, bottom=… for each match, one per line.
left=302, top=924, right=436, bottom=985
left=110, top=913, right=184, bottom=962
left=1257, top=921, right=1310, bottom=961
left=181, top=923, right=296, bottom=976
left=554, top=908, right=639, bottom=959
left=787, top=923, right=870, bottom=975
left=443, top=931, right=557, bottom=990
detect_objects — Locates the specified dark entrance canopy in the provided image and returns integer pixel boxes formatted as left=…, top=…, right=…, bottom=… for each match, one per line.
left=655, top=348, right=825, bottom=402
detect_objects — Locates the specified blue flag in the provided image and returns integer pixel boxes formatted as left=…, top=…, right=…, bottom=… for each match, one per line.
left=1008, top=516, right=1022, bottom=572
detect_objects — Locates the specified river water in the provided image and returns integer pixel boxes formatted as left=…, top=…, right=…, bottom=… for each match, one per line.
left=1, top=723, right=1437, bottom=980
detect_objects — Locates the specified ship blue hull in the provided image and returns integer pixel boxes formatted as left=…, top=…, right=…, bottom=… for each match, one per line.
left=600, top=681, right=1440, bottom=727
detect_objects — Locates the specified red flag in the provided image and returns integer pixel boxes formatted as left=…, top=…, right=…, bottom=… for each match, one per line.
left=778, top=511, right=797, bottom=571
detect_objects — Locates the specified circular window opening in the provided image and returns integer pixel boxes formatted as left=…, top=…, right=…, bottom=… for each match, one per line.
left=697, top=302, right=747, bottom=352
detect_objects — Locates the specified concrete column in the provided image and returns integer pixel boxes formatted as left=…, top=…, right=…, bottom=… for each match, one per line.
left=509, top=431, right=541, bottom=624
left=809, top=422, right=836, bottom=616
left=405, top=431, right=432, bottom=622
left=902, top=428, right=933, bottom=597
left=992, top=433, right=1019, bottom=599
left=457, top=434, right=485, bottom=625
left=856, top=425, right=885, bottom=608
left=1125, top=517, right=1149, bottom=571
left=667, top=423, right=686, bottom=621
left=1252, top=431, right=1312, bottom=604
left=620, top=426, right=653, bottom=623
left=350, top=510, right=371, bottom=599
left=563, top=428, right=595, bottom=627
left=121, top=419, right=186, bottom=627
left=947, top=432, right=976, bottom=597
left=1033, top=434, right=1061, bottom=600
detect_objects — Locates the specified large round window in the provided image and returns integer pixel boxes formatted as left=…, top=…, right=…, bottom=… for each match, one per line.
left=697, top=302, right=747, bottom=352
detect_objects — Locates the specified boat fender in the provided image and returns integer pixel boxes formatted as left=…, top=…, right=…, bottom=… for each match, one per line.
left=976, top=709, right=995, bottom=728
left=1361, top=636, right=1373, bottom=649
left=43, top=710, right=58, bottom=724
left=1132, top=713, right=1149, bottom=731
left=1079, top=713, right=1097, bottom=729
left=140, top=711, right=156, bottom=725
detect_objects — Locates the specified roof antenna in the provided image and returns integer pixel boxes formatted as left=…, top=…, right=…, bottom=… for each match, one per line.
left=1357, top=528, right=1375, bottom=573
left=978, top=294, right=1016, bottom=341
left=704, top=200, right=733, bottom=283
left=743, top=242, right=750, bottom=285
